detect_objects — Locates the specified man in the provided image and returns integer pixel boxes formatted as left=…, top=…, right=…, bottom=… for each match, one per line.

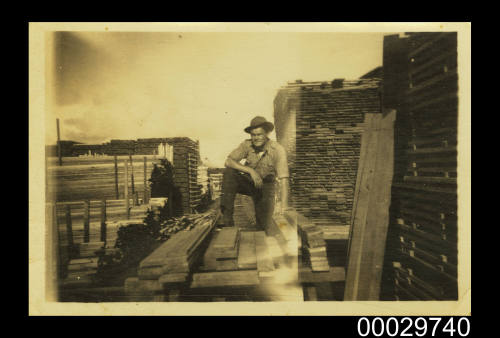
left=221, top=116, right=290, bottom=230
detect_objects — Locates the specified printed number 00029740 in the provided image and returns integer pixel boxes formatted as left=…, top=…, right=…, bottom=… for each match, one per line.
left=357, top=317, right=470, bottom=337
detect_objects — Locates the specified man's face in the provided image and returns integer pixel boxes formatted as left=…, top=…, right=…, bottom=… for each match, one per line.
left=250, top=127, right=268, bottom=148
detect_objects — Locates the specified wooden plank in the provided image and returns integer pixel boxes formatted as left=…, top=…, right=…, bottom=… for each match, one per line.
left=140, top=209, right=219, bottom=271
left=408, top=33, right=451, bottom=58
left=237, top=231, right=257, bottom=270
left=216, top=259, right=239, bottom=271
left=202, top=230, right=221, bottom=271
left=46, top=202, right=59, bottom=301
left=191, top=270, right=260, bottom=288
left=299, top=266, right=346, bottom=284
left=254, top=231, right=275, bottom=274
left=345, top=110, right=396, bottom=301
left=344, top=113, right=381, bottom=300
left=83, top=200, right=90, bottom=243
left=65, top=205, right=74, bottom=248
left=362, top=109, right=396, bottom=300
left=304, top=286, right=318, bottom=301
left=403, top=176, right=456, bottom=185
left=124, top=159, right=129, bottom=219
left=213, top=227, right=240, bottom=259
left=322, top=226, right=349, bottom=240
left=114, top=156, right=119, bottom=199
left=158, top=273, right=189, bottom=285
left=100, top=199, right=107, bottom=243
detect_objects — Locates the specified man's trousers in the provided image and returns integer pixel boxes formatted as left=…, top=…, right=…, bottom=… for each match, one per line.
left=220, top=167, right=276, bottom=230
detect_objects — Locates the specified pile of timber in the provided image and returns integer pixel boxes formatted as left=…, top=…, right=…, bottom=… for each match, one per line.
left=125, top=208, right=220, bottom=298
left=273, top=78, right=381, bottom=228
left=166, top=137, right=201, bottom=214
left=195, top=228, right=277, bottom=286
left=47, top=155, right=158, bottom=202
left=135, top=138, right=164, bottom=155
left=383, top=32, right=458, bottom=300
left=198, top=165, right=209, bottom=195
left=72, top=144, right=105, bottom=156
left=208, top=172, right=223, bottom=199
left=105, top=139, right=136, bottom=156
left=284, top=210, right=329, bottom=272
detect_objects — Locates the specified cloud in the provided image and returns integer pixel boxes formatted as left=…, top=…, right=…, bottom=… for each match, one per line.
left=47, top=31, right=383, bottom=167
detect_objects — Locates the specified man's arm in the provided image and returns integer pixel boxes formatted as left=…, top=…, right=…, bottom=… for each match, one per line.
left=279, top=177, right=289, bottom=213
left=275, top=142, right=290, bottom=213
left=225, top=157, right=263, bottom=188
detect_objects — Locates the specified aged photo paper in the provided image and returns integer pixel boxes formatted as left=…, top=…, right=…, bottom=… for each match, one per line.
left=29, top=22, right=471, bottom=316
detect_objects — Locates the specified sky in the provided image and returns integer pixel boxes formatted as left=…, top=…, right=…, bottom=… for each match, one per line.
left=46, top=31, right=384, bottom=167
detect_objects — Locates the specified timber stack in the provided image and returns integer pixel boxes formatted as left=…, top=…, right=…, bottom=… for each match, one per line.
left=47, top=155, right=158, bottom=202
left=105, top=139, right=137, bottom=156
left=283, top=210, right=329, bottom=272
left=208, top=170, right=223, bottom=199
left=124, top=208, right=220, bottom=300
left=273, top=78, right=381, bottom=229
left=166, top=137, right=201, bottom=214
left=382, top=32, right=459, bottom=300
left=136, top=138, right=164, bottom=155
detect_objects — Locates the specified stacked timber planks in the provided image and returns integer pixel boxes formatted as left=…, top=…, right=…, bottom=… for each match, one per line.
left=135, top=138, right=164, bottom=155
left=106, top=139, right=136, bottom=156
left=383, top=32, right=458, bottom=300
left=165, top=137, right=201, bottom=214
left=284, top=210, right=329, bottom=272
left=125, top=208, right=220, bottom=300
left=208, top=172, right=223, bottom=199
left=274, top=78, right=381, bottom=229
left=209, top=227, right=240, bottom=271
left=47, top=155, right=158, bottom=202
left=198, top=165, right=209, bottom=195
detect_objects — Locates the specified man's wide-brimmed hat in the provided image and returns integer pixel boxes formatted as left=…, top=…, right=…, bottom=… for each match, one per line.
left=244, top=116, right=275, bottom=134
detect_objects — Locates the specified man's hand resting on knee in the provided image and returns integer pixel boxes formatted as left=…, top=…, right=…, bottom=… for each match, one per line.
left=248, top=168, right=263, bottom=189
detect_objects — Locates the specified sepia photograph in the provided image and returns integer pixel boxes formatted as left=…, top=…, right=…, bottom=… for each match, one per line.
left=29, top=22, right=471, bottom=316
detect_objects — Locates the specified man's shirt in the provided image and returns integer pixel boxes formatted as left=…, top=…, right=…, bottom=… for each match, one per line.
left=228, top=139, right=289, bottom=180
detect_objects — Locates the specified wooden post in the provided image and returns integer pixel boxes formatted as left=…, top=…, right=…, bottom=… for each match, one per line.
left=56, top=118, right=62, bottom=166
left=83, top=200, right=90, bottom=243
left=46, top=202, right=60, bottom=301
left=124, top=159, right=130, bottom=219
left=129, top=154, right=136, bottom=196
left=65, top=204, right=74, bottom=251
left=100, top=199, right=107, bottom=243
left=143, top=156, right=148, bottom=204
left=114, top=156, right=119, bottom=199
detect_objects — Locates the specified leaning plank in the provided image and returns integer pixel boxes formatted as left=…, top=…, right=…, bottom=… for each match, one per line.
left=237, top=231, right=257, bottom=269
left=191, top=270, right=260, bottom=288
left=344, top=110, right=396, bottom=301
